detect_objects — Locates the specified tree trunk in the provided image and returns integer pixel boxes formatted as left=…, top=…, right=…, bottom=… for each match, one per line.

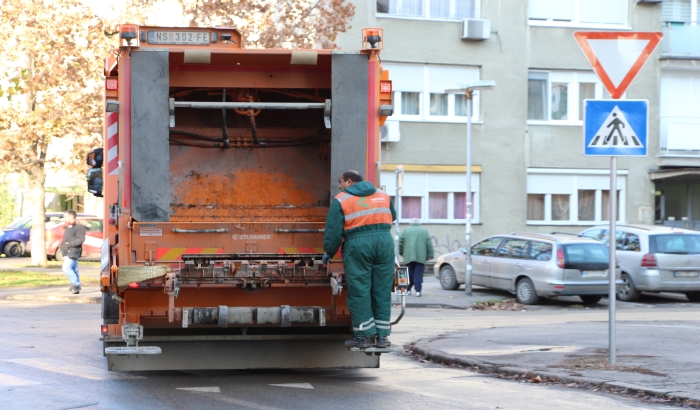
left=28, top=165, right=48, bottom=267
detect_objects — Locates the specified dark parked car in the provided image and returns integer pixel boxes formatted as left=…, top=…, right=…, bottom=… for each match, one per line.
left=2, top=213, right=95, bottom=258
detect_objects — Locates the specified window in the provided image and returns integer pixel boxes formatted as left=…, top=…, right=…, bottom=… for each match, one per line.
left=526, top=168, right=626, bottom=225
left=528, top=0, right=628, bottom=28
left=530, top=241, right=553, bottom=261
left=528, top=71, right=603, bottom=124
left=472, top=237, right=503, bottom=256
left=401, top=196, right=422, bottom=219
left=377, top=0, right=477, bottom=19
left=382, top=170, right=480, bottom=223
left=497, top=239, right=529, bottom=259
left=384, top=63, right=481, bottom=122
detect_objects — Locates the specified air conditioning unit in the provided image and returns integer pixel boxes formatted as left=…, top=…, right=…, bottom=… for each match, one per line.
left=380, top=120, right=400, bottom=143
left=461, top=19, right=491, bottom=41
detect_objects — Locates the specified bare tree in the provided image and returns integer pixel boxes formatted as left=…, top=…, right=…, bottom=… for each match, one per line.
left=0, top=0, right=136, bottom=266
left=178, top=0, right=356, bottom=49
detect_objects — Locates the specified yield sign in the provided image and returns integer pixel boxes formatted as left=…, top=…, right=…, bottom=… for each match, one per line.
left=574, top=32, right=662, bottom=99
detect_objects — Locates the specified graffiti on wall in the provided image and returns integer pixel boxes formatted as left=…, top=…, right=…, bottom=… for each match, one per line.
left=431, top=234, right=466, bottom=256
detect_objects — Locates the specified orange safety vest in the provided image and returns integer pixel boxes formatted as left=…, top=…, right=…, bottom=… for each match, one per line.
left=335, top=190, right=393, bottom=231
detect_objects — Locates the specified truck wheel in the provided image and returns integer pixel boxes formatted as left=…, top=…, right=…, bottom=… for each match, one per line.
left=686, top=292, right=700, bottom=302
left=3, top=242, right=22, bottom=258
left=516, top=278, right=540, bottom=305
left=617, top=273, right=639, bottom=302
left=102, top=290, right=120, bottom=324
left=580, top=295, right=603, bottom=305
left=439, top=265, right=460, bottom=290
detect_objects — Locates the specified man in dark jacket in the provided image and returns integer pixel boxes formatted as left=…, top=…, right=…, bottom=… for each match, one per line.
left=323, top=170, right=396, bottom=349
left=61, top=210, right=86, bottom=294
left=399, top=218, right=434, bottom=297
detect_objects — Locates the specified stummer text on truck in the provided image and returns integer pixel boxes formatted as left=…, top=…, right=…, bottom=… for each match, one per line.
left=86, top=25, right=403, bottom=371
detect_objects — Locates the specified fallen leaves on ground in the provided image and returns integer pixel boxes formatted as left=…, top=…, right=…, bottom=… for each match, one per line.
left=469, top=299, right=529, bottom=311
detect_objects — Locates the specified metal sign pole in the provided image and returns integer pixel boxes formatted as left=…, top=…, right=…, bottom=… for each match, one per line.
left=395, top=166, right=403, bottom=262
left=609, top=156, right=617, bottom=365
left=465, top=93, right=473, bottom=296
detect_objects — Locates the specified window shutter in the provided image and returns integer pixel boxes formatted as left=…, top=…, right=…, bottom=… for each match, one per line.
left=528, top=0, right=575, bottom=21
left=428, top=65, right=479, bottom=93
left=382, top=63, right=424, bottom=92
left=662, top=0, right=691, bottom=22
left=579, top=0, right=627, bottom=25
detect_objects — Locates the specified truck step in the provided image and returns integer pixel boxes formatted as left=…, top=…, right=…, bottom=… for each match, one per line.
left=105, top=346, right=162, bottom=355
left=348, top=345, right=403, bottom=354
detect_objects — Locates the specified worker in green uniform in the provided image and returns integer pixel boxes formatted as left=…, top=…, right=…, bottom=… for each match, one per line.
left=322, top=170, right=397, bottom=349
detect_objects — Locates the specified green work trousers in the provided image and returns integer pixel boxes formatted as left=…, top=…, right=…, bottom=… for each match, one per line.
left=342, top=231, right=395, bottom=337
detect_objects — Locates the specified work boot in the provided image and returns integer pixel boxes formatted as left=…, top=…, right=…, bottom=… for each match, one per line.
left=376, top=337, right=392, bottom=348
left=344, top=336, right=371, bottom=349
left=68, top=285, right=81, bottom=294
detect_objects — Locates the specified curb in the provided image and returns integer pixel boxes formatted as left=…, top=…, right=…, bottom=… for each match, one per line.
left=408, top=340, right=699, bottom=407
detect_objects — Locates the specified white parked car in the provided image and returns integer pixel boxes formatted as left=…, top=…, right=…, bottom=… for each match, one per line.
left=580, top=224, right=700, bottom=302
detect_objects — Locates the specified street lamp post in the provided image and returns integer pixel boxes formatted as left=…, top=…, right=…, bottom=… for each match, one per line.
left=446, top=81, right=496, bottom=296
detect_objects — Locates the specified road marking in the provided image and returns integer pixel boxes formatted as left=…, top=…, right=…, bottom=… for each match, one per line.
left=269, top=383, right=314, bottom=389
left=4, top=358, right=145, bottom=380
left=0, top=373, right=40, bottom=386
left=176, top=386, right=220, bottom=393
left=184, top=390, right=281, bottom=410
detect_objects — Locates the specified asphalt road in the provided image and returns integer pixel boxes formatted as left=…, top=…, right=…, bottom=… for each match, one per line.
left=0, top=300, right=683, bottom=410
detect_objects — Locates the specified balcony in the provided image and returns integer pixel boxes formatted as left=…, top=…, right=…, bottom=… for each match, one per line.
left=662, top=22, right=700, bottom=57
left=660, top=116, right=700, bottom=157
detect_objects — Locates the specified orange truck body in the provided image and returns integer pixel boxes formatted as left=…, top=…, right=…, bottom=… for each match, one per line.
left=96, top=25, right=393, bottom=371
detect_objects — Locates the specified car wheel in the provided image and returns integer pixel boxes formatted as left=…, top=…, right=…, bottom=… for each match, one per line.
left=686, top=292, right=700, bottom=302
left=580, top=295, right=603, bottom=305
left=3, top=242, right=22, bottom=258
left=617, top=273, right=639, bottom=302
left=515, top=278, right=540, bottom=305
left=55, top=248, right=65, bottom=262
left=439, top=265, right=460, bottom=290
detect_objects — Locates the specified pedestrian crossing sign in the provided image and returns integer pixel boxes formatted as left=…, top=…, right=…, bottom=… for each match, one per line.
left=583, top=99, right=648, bottom=156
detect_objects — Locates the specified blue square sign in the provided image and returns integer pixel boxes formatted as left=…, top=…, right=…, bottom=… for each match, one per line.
left=584, top=100, right=648, bottom=157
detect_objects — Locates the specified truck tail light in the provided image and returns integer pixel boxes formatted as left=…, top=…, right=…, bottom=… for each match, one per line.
left=641, top=253, right=657, bottom=268
left=128, top=282, right=140, bottom=289
left=556, top=248, right=565, bottom=269
left=101, top=324, right=109, bottom=335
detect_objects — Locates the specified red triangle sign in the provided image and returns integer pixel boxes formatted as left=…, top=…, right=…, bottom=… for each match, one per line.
left=574, top=32, right=662, bottom=99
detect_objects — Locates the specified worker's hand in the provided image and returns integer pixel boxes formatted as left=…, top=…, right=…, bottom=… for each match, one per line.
left=322, top=253, right=330, bottom=265
left=427, top=257, right=433, bottom=261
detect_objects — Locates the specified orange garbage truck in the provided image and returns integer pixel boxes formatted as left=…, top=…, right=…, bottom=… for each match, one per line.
left=86, top=25, right=404, bottom=371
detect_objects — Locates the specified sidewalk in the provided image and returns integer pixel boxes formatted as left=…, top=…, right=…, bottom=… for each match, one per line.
left=0, top=258, right=102, bottom=303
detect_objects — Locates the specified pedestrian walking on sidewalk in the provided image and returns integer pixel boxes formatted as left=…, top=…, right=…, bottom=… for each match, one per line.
left=322, top=170, right=396, bottom=349
left=399, top=218, right=434, bottom=297
left=60, top=210, right=86, bottom=294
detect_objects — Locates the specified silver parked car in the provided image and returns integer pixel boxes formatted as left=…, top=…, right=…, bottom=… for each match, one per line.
left=433, top=232, right=621, bottom=305
left=579, top=224, right=700, bottom=302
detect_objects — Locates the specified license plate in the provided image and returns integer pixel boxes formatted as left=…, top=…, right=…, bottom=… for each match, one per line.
left=673, top=271, right=699, bottom=277
left=581, top=270, right=607, bottom=278
left=148, top=31, right=210, bottom=45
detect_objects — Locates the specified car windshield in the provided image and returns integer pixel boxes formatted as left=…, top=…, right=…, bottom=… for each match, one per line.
left=5, top=216, right=31, bottom=229
left=649, top=234, right=700, bottom=255
left=562, top=243, right=609, bottom=264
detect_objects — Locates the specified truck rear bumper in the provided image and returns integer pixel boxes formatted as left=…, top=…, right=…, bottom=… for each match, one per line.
left=104, top=335, right=379, bottom=371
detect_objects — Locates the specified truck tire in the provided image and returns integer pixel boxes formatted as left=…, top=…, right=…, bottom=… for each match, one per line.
left=3, top=242, right=22, bottom=258
left=102, top=290, right=120, bottom=324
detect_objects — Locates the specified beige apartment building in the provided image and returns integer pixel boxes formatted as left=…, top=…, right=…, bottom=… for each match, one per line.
left=336, top=0, right=689, bottom=256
